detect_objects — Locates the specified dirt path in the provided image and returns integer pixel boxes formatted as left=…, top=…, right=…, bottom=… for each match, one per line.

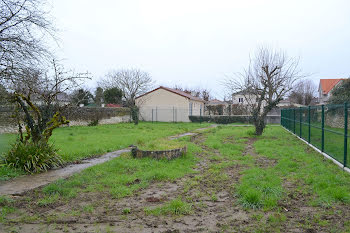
left=0, top=126, right=216, bottom=196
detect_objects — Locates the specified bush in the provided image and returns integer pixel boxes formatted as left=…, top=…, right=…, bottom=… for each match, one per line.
left=189, top=115, right=252, bottom=124
left=3, top=141, right=62, bottom=173
left=87, top=119, right=99, bottom=126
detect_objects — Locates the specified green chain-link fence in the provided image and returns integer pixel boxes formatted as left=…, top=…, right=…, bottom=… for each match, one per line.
left=281, top=103, right=349, bottom=167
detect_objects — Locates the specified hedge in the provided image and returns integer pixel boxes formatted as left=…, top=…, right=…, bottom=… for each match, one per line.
left=189, top=115, right=252, bottom=124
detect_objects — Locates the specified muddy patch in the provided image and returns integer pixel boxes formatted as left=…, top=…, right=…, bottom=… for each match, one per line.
left=254, top=156, right=277, bottom=168
left=243, top=138, right=257, bottom=156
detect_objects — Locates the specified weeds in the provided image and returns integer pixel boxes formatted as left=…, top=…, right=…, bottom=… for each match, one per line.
left=144, top=198, right=192, bottom=216
left=122, top=208, right=131, bottom=214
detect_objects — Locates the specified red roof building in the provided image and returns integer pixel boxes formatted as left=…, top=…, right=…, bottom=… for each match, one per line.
left=318, top=79, right=345, bottom=104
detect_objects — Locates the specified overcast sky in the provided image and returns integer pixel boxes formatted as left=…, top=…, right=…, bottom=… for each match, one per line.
left=50, top=0, right=350, bottom=99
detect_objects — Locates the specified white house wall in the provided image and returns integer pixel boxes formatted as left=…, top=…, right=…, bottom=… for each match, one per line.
left=135, top=88, right=204, bottom=122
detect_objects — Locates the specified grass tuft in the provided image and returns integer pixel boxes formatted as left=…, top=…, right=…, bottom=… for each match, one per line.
left=144, top=198, right=192, bottom=216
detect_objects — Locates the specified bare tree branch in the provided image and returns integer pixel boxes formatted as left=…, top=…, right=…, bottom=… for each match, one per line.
left=0, top=0, right=55, bottom=81
left=222, top=46, right=305, bottom=135
left=98, top=68, right=154, bottom=107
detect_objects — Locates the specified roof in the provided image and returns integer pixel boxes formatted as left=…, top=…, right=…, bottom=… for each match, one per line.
left=207, top=99, right=227, bottom=105
left=135, top=86, right=205, bottom=102
left=319, top=79, right=345, bottom=94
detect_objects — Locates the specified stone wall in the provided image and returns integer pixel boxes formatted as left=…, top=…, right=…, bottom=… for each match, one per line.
left=0, top=106, right=131, bottom=134
left=325, top=114, right=349, bottom=129
left=131, top=146, right=187, bottom=160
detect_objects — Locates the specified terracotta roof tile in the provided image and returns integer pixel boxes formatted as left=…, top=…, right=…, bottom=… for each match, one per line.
left=320, top=79, right=344, bottom=94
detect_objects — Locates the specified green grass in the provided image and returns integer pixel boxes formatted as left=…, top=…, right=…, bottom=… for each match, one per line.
left=50, top=122, right=209, bottom=162
left=202, top=125, right=350, bottom=210
left=0, top=165, right=24, bottom=181
left=0, top=122, right=209, bottom=180
left=136, top=138, right=186, bottom=151
left=144, top=198, right=192, bottom=216
left=237, top=168, right=282, bottom=210
left=0, top=133, right=15, bottom=155
left=3, top=124, right=350, bottom=230
left=39, top=140, right=201, bottom=202
left=255, top=126, right=350, bottom=207
left=284, top=120, right=349, bottom=164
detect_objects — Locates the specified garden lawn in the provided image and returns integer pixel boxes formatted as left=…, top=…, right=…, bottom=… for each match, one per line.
left=0, top=122, right=209, bottom=180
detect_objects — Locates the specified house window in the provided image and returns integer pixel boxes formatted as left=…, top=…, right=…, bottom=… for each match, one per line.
left=239, top=98, right=244, bottom=103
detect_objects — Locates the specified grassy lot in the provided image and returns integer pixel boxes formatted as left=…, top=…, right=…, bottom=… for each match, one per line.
left=0, top=122, right=209, bottom=180
left=2, top=125, right=350, bottom=232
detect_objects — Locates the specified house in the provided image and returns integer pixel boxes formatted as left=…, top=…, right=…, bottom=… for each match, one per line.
left=205, top=99, right=228, bottom=115
left=232, top=90, right=258, bottom=106
left=135, top=86, right=205, bottom=122
left=318, top=79, right=345, bottom=104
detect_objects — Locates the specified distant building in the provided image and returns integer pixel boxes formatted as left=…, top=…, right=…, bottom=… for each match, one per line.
left=135, top=86, right=205, bottom=122
left=32, top=93, right=70, bottom=106
left=231, top=90, right=258, bottom=106
left=318, top=79, right=345, bottom=104
left=205, top=99, right=228, bottom=115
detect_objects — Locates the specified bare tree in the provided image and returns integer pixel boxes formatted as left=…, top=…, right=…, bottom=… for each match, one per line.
left=173, top=85, right=211, bottom=101
left=98, top=68, right=154, bottom=124
left=289, top=79, right=316, bottom=105
left=222, top=46, right=303, bottom=135
left=9, top=59, right=90, bottom=144
left=0, top=0, right=55, bottom=80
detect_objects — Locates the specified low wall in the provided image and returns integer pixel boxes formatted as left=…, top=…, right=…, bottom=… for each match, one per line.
left=325, top=114, right=349, bottom=129
left=265, top=115, right=281, bottom=124
left=131, top=146, right=187, bottom=160
left=0, top=106, right=131, bottom=134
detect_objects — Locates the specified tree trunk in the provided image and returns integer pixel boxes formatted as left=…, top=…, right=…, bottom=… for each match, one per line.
left=254, top=117, right=266, bottom=136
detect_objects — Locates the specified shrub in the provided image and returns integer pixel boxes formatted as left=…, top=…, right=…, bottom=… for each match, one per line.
left=131, top=106, right=139, bottom=125
left=189, top=115, right=252, bottom=124
left=3, top=141, right=62, bottom=173
left=87, top=119, right=99, bottom=126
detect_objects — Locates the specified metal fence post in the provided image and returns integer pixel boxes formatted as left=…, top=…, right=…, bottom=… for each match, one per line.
left=308, top=106, right=311, bottom=143
left=299, top=107, right=302, bottom=137
left=321, top=105, right=325, bottom=152
left=152, top=109, right=154, bottom=123
left=293, top=108, right=296, bottom=134
left=156, top=107, right=158, bottom=122
left=280, top=109, right=283, bottom=126
left=344, top=102, right=348, bottom=167
left=175, top=108, right=177, bottom=123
